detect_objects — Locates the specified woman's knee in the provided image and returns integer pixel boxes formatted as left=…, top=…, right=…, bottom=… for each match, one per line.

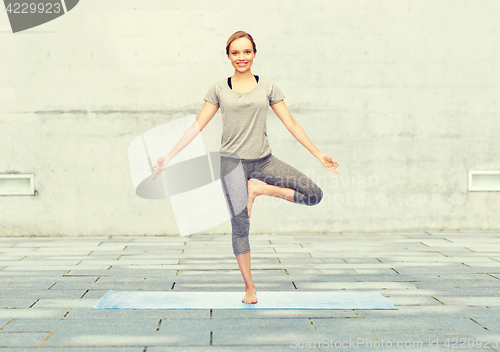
left=231, top=211, right=250, bottom=254
left=232, top=231, right=250, bottom=255
left=233, top=248, right=250, bottom=256
left=307, top=185, right=323, bottom=206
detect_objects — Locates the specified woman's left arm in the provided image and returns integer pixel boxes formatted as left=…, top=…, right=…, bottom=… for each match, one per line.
left=271, top=100, right=340, bottom=174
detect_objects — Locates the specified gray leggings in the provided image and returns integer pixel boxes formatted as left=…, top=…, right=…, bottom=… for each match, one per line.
left=220, top=154, right=323, bottom=255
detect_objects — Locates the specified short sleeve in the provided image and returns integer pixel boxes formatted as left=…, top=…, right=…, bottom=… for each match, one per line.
left=204, top=83, right=219, bottom=107
left=269, top=81, right=285, bottom=105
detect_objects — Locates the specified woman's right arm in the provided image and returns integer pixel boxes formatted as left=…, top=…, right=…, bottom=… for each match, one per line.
left=153, top=101, right=219, bottom=180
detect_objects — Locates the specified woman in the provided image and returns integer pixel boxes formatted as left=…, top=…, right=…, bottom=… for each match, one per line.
left=153, top=31, right=340, bottom=304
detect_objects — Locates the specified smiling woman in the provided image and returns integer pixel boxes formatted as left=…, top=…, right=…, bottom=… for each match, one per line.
left=225, top=31, right=259, bottom=93
left=153, top=30, right=341, bottom=305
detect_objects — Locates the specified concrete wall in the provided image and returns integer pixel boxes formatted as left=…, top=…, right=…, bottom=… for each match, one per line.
left=1, top=0, right=499, bottom=237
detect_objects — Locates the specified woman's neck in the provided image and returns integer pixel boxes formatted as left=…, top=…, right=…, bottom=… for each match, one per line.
left=232, top=70, right=255, bottom=82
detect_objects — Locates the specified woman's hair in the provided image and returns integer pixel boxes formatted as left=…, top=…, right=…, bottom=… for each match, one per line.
left=225, top=31, right=257, bottom=56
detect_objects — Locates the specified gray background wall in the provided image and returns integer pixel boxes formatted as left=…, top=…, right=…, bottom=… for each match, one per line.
left=1, top=0, right=499, bottom=237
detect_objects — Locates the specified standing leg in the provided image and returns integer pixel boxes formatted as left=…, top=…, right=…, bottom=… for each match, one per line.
left=234, top=251, right=257, bottom=303
left=220, top=156, right=258, bottom=303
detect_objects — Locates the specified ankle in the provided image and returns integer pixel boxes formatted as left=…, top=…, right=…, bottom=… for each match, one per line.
left=248, top=180, right=262, bottom=196
left=245, top=283, right=256, bottom=291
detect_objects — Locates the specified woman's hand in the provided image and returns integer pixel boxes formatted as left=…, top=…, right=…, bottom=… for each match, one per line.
left=317, top=153, right=340, bottom=174
left=152, top=155, right=171, bottom=180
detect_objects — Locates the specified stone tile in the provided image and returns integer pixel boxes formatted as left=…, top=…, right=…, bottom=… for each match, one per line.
left=312, top=316, right=484, bottom=332
left=0, top=298, right=40, bottom=309
left=275, top=257, right=326, bottom=265
left=410, top=288, right=500, bottom=297
left=0, top=331, right=50, bottom=347
left=471, top=317, right=500, bottom=332
left=341, top=257, right=385, bottom=263
left=64, top=307, right=209, bottom=320
left=1, top=348, right=144, bottom=352
left=210, top=318, right=315, bottom=345
left=295, top=281, right=417, bottom=290
left=28, top=298, right=97, bottom=309
left=431, top=296, right=500, bottom=306
left=0, top=270, right=68, bottom=277
left=377, top=295, right=444, bottom=306
left=463, top=262, right=500, bottom=268
left=3, top=289, right=92, bottom=300
left=62, top=269, right=119, bottom=275
left=2, top=318, right=160, bottom=335
left=213, top=309, right=358, bottom=319
left=148, top=347, right=296, bottom=352
left=103, top=268, right=178, bottom=276
left=45, top=331, right=207, bottom=347
left=283, top=269, right=339, bottom=275
left=2, top=266, right=80, bottom=271
left=2, top=281, right=61, bottom=290
left=0, top=308, right=68, bottom=319
left=0, top=318, right=13, bottom=328
left=355, top=305, right=500, bottom=317
left=177, top=269, right=288, bottom=277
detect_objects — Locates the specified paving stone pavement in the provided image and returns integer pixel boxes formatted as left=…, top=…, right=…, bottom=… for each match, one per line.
left=0, top=232, right=500, bottom=351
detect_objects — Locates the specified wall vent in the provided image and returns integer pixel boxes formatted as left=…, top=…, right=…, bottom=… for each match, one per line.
left=0, top=174, right=34, bottom=195
left=468, top=170, right=500, bottom=191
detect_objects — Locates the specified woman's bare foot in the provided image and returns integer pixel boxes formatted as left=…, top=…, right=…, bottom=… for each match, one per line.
left=242, top=284, right=257, bottom=304
left=247, top=180, right=261, bottom=218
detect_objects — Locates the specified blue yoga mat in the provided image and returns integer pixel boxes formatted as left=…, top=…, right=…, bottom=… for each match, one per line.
left=93, top=290, right=397, bottom=310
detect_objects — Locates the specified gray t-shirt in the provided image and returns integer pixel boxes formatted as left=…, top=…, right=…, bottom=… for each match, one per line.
left=204, top=76, right=285, bottom=160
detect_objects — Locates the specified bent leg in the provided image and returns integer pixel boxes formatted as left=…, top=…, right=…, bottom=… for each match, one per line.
left=251, top=155, right=323, bottom=206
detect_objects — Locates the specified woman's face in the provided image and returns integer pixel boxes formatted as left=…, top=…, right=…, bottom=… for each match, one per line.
left=228, top=37, right=256, bottom=74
